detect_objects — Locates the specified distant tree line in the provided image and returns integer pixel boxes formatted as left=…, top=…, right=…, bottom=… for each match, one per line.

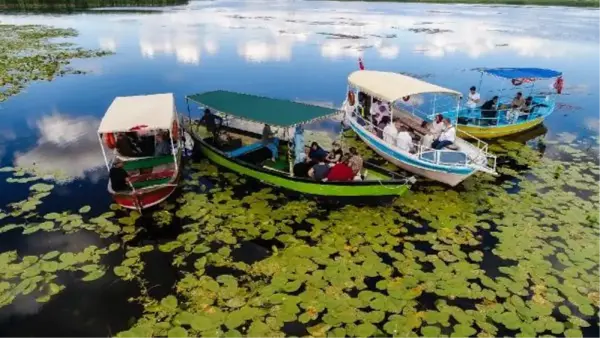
left=0, top=0, right=189, bottom=10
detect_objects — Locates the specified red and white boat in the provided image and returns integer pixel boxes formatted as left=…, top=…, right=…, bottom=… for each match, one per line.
left=97, top=93, right=182, bottom=210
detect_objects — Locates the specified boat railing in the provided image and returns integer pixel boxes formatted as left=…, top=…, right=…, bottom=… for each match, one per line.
left=347, top=110, right=489, bottom=169
left=455, top=128, right=497, bottom=173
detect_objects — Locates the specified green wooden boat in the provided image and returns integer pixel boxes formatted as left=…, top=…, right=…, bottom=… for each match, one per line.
left=184, top=90, right=415, bottom=198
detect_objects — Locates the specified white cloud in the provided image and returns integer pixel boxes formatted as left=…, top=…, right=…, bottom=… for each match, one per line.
left=237, top=40, right=291, bottom=63
left=14, top=114, right=106, bottom=183
left=98, top=37, right=117, bottom=53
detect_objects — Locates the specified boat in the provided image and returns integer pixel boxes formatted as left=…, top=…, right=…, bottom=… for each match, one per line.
left=342, top=70, right=497, bottom=187
left=183, top=90, right=416, bottom=198
left=437, top=67, right=563, bottom=139
left=97, top=93, right=182, bottom=210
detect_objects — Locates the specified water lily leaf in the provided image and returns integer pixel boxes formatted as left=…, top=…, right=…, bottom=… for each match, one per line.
left=81, top=268, right=106, bottom=282
left=167, top=326, right=187, bottom=338
left=30, top=183, right=54, bottom=192
left=421, top=325, right=441, bottom=337
left=42, top=251, right=60, bottom=260
left=354, top=323, right=377, bottom=337
left=79, top=205, right=91, bottom=213
left=41, top=260, right=59, bottom=273
left=307, top=323, right=331, bottom=337
left=160, top=295, right=178, bottom=312
left=565, top=328, right=583, bottom=338
left=578, top=304, right=594, bottom=316
left=190, top=315, right=215, bottom=331
left=159, top=241, right=182, bottom=253
left=451, top=324, right=476, bottom=337
left=114, top=266, right=132, bottom=277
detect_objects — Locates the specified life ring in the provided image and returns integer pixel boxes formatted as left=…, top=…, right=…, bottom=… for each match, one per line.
left=511, top=78, right=523, bottom=86
left=347, top=91, right=355, bottom=106
left=402, top=96, right=410, bottom=102
left=172, top=120, right=179, bottom=139
left=103, top=133, right=116, bottom=149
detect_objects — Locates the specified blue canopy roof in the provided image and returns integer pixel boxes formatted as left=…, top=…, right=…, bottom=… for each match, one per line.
left=479, top=67, right=562, bottom=80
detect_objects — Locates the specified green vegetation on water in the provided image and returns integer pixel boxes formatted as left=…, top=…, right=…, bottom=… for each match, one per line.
left=0, top=129, right=597, bottom=337
left=0, top=24, right=112, bottom=102
left=0, top=0, right=188, bottom=10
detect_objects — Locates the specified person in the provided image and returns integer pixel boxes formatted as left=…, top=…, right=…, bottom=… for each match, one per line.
left=466, top=86, right=480, bottom=109
left=293, top=152, right=314, bottom=178
left=308, top=142, right=327, bottom=162
left=262, top=124, right=274, bottom=143
left=383, top=117, right=400, bottom=145
left=308, top=155, right=330, bottom=181
left=292, top=125, right=305, bottom=165
left=432, top=118, right=456, bottom=150
left=348, top=147, right=364, bottom=179
left=396, top=126, right=414, bottom=153
left=325, top=154, right=355, bottom=182
left=376, top=116, right=391, bottom=139
left=480, top=96, right=499, bottom=125
left=420, top=121, right=435, bottom=149
left=199, top=108, right=223, bottom=138
left=521, top=96, right=533, bottom=114
left=109, top=159, right=130, bottom=192
left=154, top=132, right=172, bottom=156
left=371, top=99, right=391, bottom=125
left=116, top=133, right=138, bottom=157
left=511, top=92, right=525, bottom=109
left=326, top=141, right=343, bottom=164
left=430, top=114, right=446, bottom=138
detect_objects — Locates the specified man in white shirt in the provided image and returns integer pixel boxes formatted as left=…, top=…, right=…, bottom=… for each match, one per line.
left=396, top=126, right=414, bottom=153
left=466, top=86, right=480, bottom=109
left=432, top=118, right=456, bottom=150
left=383, top=117, right=400, bottom=145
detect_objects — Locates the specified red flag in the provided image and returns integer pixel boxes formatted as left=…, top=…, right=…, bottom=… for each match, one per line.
left=358, top=57, right=364, bottom=70
left=553, top=76, right=563, bottom=94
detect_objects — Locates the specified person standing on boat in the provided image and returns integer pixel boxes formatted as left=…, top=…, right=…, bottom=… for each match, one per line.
left=480, top=96, right=499, bottom=126
left=110, top=159, right=130, bottom=192
left=432, top=119, right=456, bottom=150
left=466, top=86, right=481, bottom=110
left=383, top=117, right=401, bottom=145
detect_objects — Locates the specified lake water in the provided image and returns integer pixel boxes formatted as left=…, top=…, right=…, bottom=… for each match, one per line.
left=0, top=1, right=598, bottom=336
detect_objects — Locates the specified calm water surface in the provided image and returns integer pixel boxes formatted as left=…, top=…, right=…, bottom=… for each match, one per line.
left=0, top=0, right=598, bottom=336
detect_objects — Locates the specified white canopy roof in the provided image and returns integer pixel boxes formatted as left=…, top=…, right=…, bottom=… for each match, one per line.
left=347, top=70, right=461, bottom=103
left=98, top=93, right=176, bottom=134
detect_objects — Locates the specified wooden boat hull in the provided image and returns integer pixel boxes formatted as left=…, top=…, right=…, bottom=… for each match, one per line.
left=112, top=182, right=178, bottom=210
left=347, top=115, right=475, bottom=187
left=458, top=117, right=544, bottom=139
left=189, top=132, right=411, bottom=198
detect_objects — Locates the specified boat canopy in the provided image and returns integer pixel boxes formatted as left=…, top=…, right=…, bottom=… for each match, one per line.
left=186, top=90, right=339, bottom=128
left=347, top=70, right=461, bottom=103
left=478, top=67, right=562, bottom=80
left=98, top=93, right=175, bottom=134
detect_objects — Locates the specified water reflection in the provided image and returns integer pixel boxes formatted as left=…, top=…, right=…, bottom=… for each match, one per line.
left=14, top=115, right=105, bottom=183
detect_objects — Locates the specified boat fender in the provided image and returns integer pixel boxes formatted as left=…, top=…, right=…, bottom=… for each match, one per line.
left=402, top=96, right=410, bottom=102
left=103, top=133, right=116, bottom=149
left=172, top=120, right=179, bottom=140
left=347, top=91, right=355, bottom=106
left=511, top=78, right=523, bottom=86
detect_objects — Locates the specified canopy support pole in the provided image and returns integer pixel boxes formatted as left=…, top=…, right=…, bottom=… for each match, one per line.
left=186, top=97, right=191, bottom=122
left=98, top=133, right=110, bottom=171
left=432, top=94, right=437, bottom=116
left=170, top=115, right=178, bottom=173
left=477, top=71, right=484, bottom=93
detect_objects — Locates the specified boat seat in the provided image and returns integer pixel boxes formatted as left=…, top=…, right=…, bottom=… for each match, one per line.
left=123, top=156, right=174, bottom=171
left=445, top=144, right=459, bottom=150
left=396, top=113, right=429, bottom=135
left=226, top=138, right=279, bottom=159
left=132, top=176, right=172, bottom=189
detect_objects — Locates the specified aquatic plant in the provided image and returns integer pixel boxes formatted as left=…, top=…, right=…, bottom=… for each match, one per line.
left=0, top=24, right=113, bottom=102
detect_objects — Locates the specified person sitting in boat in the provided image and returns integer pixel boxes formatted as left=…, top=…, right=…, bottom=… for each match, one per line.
left=396, top=125, right=415, bottom=153
left=480, top=96, right=499, bottom=126
left=376, top=115, right=391, bottom=139
left=116, top=133, right=139, bottom=157
left=348, top=147, right=364, bottom=180
left=326, top=141, right=343, bottom=165
left=308, top=142, right=327, bottom=162
left=432, top=118, right=456, bottom=150
left=420, top=121, right=435, bottom=149
left=430, top=114, right=446, bottom=137
left=324, top=154, right=355, bottom=182
left=308, top=155, right=330, bottom=181
left=199, top=108, right=223, bottom=138
left=466, top=86, right=480, bottom=110
left=110, top=159, right=130, bottom=192
left=154, top=132, right=172, bottom=156
left=511, top=92, right=525, bottom=109
left=371, top=99, right=391, bottom=125
left=383, top=117, right=400, bottom=145
left=293, top=150, right=315, bottom=178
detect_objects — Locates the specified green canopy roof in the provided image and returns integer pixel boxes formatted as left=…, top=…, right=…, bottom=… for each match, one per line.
left=186, top=90, right=340, bottom=128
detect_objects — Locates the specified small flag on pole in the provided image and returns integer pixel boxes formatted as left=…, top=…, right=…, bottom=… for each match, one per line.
left=358, top=57, right=364, bottom=70
left=553, top=76, right=564, bottom=94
